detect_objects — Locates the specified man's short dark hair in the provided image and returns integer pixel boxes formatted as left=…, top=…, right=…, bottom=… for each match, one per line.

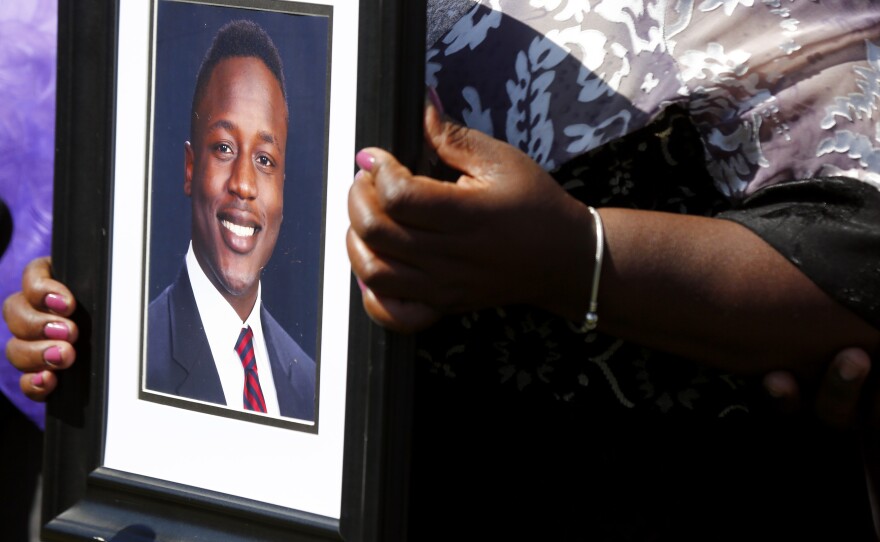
left=190, top=19, right=288, bottom=139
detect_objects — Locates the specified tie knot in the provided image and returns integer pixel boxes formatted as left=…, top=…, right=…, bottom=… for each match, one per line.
left=235, top=325, right=266, bottom=413
left=235, top=325, right=256, bottom=370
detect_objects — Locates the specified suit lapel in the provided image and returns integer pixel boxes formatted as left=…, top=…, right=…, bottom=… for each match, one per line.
left=168, top=268, right=226, bottom=405
left=262, top=304, right=296, bottom=416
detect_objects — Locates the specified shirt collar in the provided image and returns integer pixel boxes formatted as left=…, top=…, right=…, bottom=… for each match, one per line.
left=185, top=242, right=263, bottom=336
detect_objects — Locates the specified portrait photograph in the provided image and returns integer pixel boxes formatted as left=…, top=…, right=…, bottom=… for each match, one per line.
left=140, top=0, right=330, bottom=426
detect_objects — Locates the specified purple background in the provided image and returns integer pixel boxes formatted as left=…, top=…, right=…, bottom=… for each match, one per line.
left=0, top=1, right=58, bottom=431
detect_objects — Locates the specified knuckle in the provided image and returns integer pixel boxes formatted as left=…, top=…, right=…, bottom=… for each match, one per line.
left=22, top=308, right=43, bottom=339
left=373, top=156, right=418, bottom=209
left=30, top=276, right=50, bottom=299
left=432, top=114, right=475, bottom=153
left=356, top=210, right=392, bottom=245
left=1, top=294, right=11, bottom=322
left=378, top=171, right=414, bottom=215
left=5, top=338, right=30, bottom=371
left=357, top=252, right=385, bottom=284
left=348, top=173, right=370, bottom=206
left=20, top=376, right=46, bottom=402
left=345, top=227, right=361, bottom=257
left=19, top=378, right=32, bottom=397
left=67, top=324, right=79, bottom=344
left=445, top=121, right=473, bottom=150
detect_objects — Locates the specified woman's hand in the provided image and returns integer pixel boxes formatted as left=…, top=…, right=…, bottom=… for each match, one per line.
left=764, top=349, right=880, bottom=539
left=3, top=256, right=78, bottom=401
left=347, top=103, right=595, bottom=332
left=763, top=347, right=878, bottom=428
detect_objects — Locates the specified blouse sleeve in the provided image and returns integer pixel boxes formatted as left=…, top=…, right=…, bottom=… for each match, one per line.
left=717, top=176, right=880, bottom=330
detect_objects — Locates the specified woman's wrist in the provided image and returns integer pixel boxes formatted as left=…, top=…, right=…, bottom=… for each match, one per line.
left=532, top=198, right=602, bottom=325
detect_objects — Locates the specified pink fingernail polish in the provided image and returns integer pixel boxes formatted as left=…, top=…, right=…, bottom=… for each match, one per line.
left=355, top=150, right=375, bottom=171
left=44, top=345, right=62, bottom=366
left=44, top=322, right=69, bottom=340
left=354, top=169, right=366, bottom=183
left=427, top=86, right=444, bottom=115
left=356, top=277, right=366, bottom=293
left=32, top=371, right=44, bottom=388
left=45, top=293, right=68, bottom=312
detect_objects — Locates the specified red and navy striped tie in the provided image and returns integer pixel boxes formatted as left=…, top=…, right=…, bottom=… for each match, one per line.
left=235, top=325, right=267, bottom=413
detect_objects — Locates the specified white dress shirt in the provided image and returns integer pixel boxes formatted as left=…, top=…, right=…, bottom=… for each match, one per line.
left=185, top=244, right=280, bottom=416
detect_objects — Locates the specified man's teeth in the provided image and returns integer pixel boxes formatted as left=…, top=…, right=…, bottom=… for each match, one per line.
left=221, top=220, right=256, bottom=237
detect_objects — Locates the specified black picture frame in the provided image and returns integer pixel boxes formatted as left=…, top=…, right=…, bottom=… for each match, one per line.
left=44, top=0, right=424, bottom=540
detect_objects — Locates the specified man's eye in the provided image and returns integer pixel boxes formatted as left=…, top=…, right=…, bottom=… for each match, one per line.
left=256, top=155, right=275, bottom=167
left=215, top=143, right=233, bottom=154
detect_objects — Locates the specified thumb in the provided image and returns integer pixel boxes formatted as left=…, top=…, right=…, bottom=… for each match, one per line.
left=423, top=101, right=510, bottom=181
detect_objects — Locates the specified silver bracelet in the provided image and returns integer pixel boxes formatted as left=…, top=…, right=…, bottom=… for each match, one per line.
left=580, top=206, right=604, bottom=332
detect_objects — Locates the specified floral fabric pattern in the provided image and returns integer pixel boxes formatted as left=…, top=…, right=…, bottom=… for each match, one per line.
left=429, top=0, right=880, bottom=198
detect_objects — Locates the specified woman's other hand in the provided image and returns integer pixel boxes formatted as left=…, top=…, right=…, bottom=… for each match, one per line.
left=3, top=256, right=78, bottom=401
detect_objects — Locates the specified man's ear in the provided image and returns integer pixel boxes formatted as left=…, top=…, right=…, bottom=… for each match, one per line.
left=184, top=141, right=194, bottom=196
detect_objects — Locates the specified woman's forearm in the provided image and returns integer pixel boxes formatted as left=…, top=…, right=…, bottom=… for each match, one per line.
left=589, top=208, right=880, bottom=376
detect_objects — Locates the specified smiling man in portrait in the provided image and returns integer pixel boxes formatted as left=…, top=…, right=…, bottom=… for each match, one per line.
left=146, top=19, right=316, bottom=422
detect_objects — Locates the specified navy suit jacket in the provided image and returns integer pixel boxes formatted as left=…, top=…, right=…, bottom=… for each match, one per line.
left=146, top=267, right=316, bottom=421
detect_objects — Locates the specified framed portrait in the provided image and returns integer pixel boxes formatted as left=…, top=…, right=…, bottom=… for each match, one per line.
left=140, top=1, right=330, bottom=429
left=44, top=0, right=424, bottom=540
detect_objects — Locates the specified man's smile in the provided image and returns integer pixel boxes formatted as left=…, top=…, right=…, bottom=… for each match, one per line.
left=217, top=210, right=263, bottom=254
left=221, top=218, right=257, bottom=238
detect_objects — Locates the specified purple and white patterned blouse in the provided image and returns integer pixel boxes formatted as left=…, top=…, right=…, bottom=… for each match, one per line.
left=428, top=0, right=880, bottom=199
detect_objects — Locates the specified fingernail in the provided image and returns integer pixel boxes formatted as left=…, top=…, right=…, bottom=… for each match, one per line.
left=763, top=373, right=786, bottom=399
left=355, top=150, right=375, bottom=172
left=427, top=86, right=444, bottom=115
left=45, top=293, right=68, bottom=312
left=763, top=372, right=790, bottom=399
left=354, top=169, right=366, bottom=183
left=44, top=322, right=69, bottom=341
left=356, top=277, right=366, bottom=293
left=838, top=356, right=868, bottom=382
left=32, top=371, right=44, bottom=388
left=44, top=345, right=62, bottom=366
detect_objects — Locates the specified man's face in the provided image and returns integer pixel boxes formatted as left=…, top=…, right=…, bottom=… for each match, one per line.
left=185, top=56, right=287, bottom=315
